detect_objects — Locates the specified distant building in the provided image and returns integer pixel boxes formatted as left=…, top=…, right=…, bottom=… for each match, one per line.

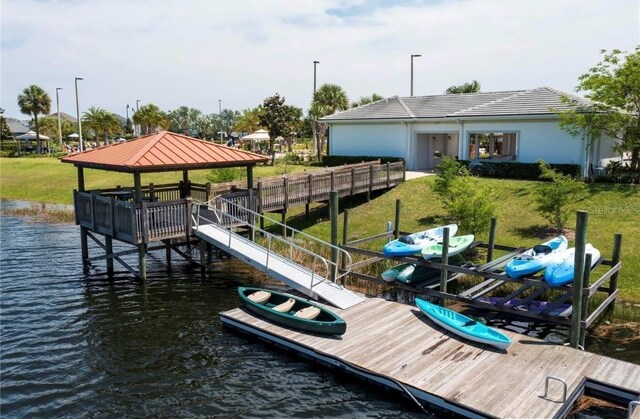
left=5, top=117, right=30, bottom=137
left=46, top=112, right=77, bottom=123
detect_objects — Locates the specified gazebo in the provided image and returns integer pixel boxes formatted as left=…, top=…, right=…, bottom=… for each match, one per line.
left=61, top=130, right=268, bottom=279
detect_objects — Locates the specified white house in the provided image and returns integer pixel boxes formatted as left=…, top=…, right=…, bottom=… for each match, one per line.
left=321, top=87, right=619, bottom=176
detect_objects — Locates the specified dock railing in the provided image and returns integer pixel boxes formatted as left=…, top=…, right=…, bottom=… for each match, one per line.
left=192, top=196, right=353, bottom=288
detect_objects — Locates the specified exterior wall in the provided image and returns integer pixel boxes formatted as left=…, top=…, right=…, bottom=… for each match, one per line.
left=329, top=123, right=408, bottom=158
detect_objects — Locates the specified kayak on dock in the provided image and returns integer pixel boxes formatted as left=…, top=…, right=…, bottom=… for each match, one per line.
left=381, top=254, right=467, bottom=284
left=504, top=236, right=568, bottom=279
left=421, top=234, right=474, bottom=261
left=415, top=298, right=512, bottom=350
left=382, top=224, right=458, bottom=257
left=544, top=244, right=601, bottom=287
left=237, top=287, right=347, bottom=335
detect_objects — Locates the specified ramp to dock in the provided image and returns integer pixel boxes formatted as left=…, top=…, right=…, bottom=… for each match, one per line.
left=220, top=297, right=640, bottom=418
left=194, top=224, right=363, bottom=309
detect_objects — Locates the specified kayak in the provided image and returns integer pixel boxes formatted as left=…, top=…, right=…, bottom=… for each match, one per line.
left=478, top=297, right=571, bottom=317
left=237, top=287, right=346, bottom=335
left=381, top=255, right=467, bottom=284
left=415, top=298, right=512, bottom=350
left=421, top=234, right=474, bottom=261
left=504, top=236, right=568, bottom=278
left=544, top=244, right=601, bottom=287
left=382, top=224, right=458, bottom=257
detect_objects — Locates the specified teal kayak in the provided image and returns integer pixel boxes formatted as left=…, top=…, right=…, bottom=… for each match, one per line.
left=415, top=298, right=512, bottom=350
left=237, top=287, right=346, bottom=335
left=421, top=234, right=475, bottom=261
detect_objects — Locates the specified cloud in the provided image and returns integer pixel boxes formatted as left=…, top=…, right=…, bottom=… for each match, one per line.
left=1, top=0, right=638, bottom=120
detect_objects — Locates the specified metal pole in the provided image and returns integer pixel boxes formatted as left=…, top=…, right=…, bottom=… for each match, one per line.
left=439, top=226, right=450, bottom=306
left=394, top=199, right=401, bottom=240
left=56, top=87, right=63, bottom=149
left=75, top=77, right=83, bottom=151
left=218, top=99, right=222, bottom=114
left=330, top=191, right=339, bottom=282
left=410, top=54, right=421, bottom=97
left=136, top=99, right=140, bottom=136
left=313, top=60, right=319, bottom=94
left=126, top=104, right=130, bottom=135
left=487, top=217, right=497, bottom=263
left=570, top=211, right=588, bottom=348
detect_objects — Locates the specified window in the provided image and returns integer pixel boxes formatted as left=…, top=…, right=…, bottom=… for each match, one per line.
left=469, top=132, right=517, bottom=160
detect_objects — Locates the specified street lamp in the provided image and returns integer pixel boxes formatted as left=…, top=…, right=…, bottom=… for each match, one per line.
left=313, top=60, right=320, bottom=95
left=136, top=99, right=141, bottom=136
left=126, top=104, right=130, bottom=135
left=218, top=99, right=222, bottom=114
left=75, top=77, right=84, bottom=151
left=56, top=87, right=63, bottom=149
left=410, top=54, right=421, bottom=97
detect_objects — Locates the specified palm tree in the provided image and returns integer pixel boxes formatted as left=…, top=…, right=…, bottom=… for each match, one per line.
left=17, top=85, right=51, bottom=152
left=168, top=106, right=202, bottom=135
left=350, top=93, right=384, bottom=108
left=311, top=84, right=349, bottom=160
left=218, top=109, right=240, bottom=137
left=445, top=80, right=481, bottom=94
left=82, top=107, right=123, bottom=145
left=133, top=104, right=167, bottom=135
left=235, top=107, right=263, bottom=134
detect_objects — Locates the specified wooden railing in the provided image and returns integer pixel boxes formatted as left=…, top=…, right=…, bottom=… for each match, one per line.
left=257, top=161, right=405, bottom=212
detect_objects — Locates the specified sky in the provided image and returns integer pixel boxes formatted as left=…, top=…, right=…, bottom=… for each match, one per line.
left=1, top=0, right=639, bottom=119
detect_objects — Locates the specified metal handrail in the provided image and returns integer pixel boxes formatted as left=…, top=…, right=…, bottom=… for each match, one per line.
left=543, top=376, right=568, bottom=403
left=629, top=400, right=640, bottom=419
left=191, top=199, right=339, bottom=288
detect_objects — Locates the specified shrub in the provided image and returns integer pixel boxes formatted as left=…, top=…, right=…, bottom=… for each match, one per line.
left=276, top=152, right=302, bottom=165
left=462, top=160, right=581, bottom=179
left=433, top=156, right=470, bottom=198
left=444, top=176, right=498, bottom=236
left=320, top=155, right=404, bottom=166
left=534, top=160, right=588, bottom=231
left=206, top=167, right=243, bottom=183
left=593, top=161, right=640, bottom=184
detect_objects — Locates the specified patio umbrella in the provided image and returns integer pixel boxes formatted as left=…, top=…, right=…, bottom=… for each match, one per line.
left=240, top=129, right=270, bottom=142
left=67, top=133, right=80, bottom=139
left=16, top=130, right=50, bottom=140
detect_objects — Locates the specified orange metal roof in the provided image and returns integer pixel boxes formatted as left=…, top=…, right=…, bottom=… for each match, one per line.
left=60, top=131, right=269, bottom=172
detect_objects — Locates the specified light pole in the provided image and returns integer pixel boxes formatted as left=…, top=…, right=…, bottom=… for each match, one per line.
left=75, top=77, right=84, bottom=151
left=218, top=99, right=222, bottom=114
left=126, top=104, right=130, bottom=135
left=410, top=54, right=421, bottom=97
left=313, top=60, right=320, bottom=95
left=56, top=87, right=63, bottom=150
left=136, top=99, right=140, bottom=136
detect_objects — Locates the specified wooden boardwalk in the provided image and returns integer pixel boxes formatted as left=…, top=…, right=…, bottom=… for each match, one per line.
left=221, top=297, right=640, bottom=418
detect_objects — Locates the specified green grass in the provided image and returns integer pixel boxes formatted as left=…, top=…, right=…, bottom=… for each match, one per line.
left=2, top=157, right=639, bottom=301
left=0, top=157, right=309, bottom=204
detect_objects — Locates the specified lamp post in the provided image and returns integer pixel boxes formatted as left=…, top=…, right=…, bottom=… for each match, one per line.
left=75, top=77, right=84, bottom=151
left=56, top=87, right=63, bottom=149
left=218, top=99, right=222, bottom=114
left=313, top=60, right=320, bottom=95
left=126, top=104, right=130, bottom=135
left=136, top=99, right=140, bottom=136
left=410, top=54, right=421, bottom=97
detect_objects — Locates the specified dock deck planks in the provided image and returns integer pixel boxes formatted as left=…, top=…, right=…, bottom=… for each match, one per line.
left=220, top=296, right=640, bottom=418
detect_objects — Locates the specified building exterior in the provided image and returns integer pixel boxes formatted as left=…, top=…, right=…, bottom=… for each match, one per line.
left=321, top=87, right=619, bottom=176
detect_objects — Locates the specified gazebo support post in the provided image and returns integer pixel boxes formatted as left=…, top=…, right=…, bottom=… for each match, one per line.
left=77, top=167, right=90, bottom=269
left=134, top=172, right=147, bottom=280
left=164, top=240, right=172, bottom=270
left=182, top=170, right=189, bottom=198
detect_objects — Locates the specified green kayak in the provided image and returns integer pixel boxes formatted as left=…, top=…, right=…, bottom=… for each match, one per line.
left=421, top=234, right=474, bottom=261
left=381, top=254, right=467, bottom=284
left=237, top=287, right=347, bottom=335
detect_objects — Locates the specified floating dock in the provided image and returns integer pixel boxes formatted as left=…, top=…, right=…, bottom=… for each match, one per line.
left=221, top=296, right=640, bottom=418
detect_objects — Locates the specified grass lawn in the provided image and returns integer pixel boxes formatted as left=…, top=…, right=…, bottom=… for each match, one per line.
left=0, top=157, right=309, bottom=204
left=2, top=157, right=639, bottom=302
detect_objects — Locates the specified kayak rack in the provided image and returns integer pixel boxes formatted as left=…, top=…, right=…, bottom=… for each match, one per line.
left=191, top=196, right=364, bottom=309
left=339, top=202, right=623, bottom=346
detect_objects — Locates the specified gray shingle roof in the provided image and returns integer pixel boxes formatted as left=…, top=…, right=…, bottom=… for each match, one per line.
left=321, top=87, right=593, bottom=121
left=5, top=118, right=30, bottom=135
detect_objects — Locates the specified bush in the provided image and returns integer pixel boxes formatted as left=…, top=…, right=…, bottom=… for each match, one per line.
left=206, top=167, right=243, bottom=183
left=534, top=160, right=588, bottom=231
left=276, top=152, right=302, bottom=165
left=593, top=161, right=640, bottom=184
left=433, top=156, right=470, bottom=198
left=320, top=155, right=404, bottom=166
left=461, top=160, right=582, bottom=179
left=444, top=176, right=498, bottom=236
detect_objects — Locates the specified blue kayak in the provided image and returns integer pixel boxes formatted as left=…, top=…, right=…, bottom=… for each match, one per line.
left=544, top=244, right=601, bottom=287
left=415, top=298, right=512, bottom=350
left=383, top=224, right=458, bottom=257
left=505, top=236, right=568, bottom=279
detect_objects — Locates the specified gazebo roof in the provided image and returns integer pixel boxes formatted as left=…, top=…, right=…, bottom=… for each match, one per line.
left=60, top=130, right=268, bottom=172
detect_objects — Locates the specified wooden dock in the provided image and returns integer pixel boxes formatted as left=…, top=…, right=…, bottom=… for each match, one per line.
left=220, top=297, right=640, bottom=418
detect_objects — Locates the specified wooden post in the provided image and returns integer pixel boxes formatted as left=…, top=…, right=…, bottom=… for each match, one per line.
left=199, top=239, right=206, bottom=277
left=281, top=211, right=287, bottom=237
left=341, top=209, right=349, bottom=272
left=257, top=181, right=264, bottom=215
left=149, top=183, right=155, bottom=201
left=105, top=235, right=114, bottom=276
left=487, top=217, right=497, bottom=263
left=330, top=171, right=335, bottom=192
left=306, top=174, right=313, bottom=218
left=570, top=211, right=588, bottom=348
left=330, top=191, right=339, bottom=282
left=134, top=172, right=147, bottom=280
left=77, top=167, right=89, bottom=268
left=283, top=177, right=289, bottom=212
left=350, top=168, right=356, bottom=195
left=579, top=253, right=593, bottom=348
left=386, top=162, right=390, bottom=188
left=246, top=165, right=254, bottom=190
left=205, top=182, right=212, bottom=202
left=609, top=233, right=622, bottom=307
left=109, top=196, right=116, bottom=238
left=165, top=240, right=172, bottom=270
left=402, top=160, right=406, bottom=182
left=394, top=199, right=401, bottom=240
left=182, top=170, right=189, bottom=195
left=439, top=226, right=450, bottom=306
left=368, top=165, right=374, bottom=202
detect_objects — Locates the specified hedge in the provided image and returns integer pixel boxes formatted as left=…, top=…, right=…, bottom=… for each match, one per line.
left=459, top=160, right=582, bottom=179
left=593, top=166, right=640, bottom=184
left=320, top=155, right=405, bottom=167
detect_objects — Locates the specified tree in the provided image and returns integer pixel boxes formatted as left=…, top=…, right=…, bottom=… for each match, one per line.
left=0, top=108, right=11, bottom=140
left=168, top=106, right=202, bottom=135
left=195, top=114, right=220, bottom=140
left=534, top=160, right=587, bottom=232
left=133, top=104, right=167, bottom=135
left=350, top=93, right=384, bottom=108
left=17, top=84, right=51, bottom=152
left=310, top=83, right=349, bottom=160
left=556, top=48, right=640, bottom=169
left=282, top=105, right=303, bottom=152
left=82, top=107, right=121, bottom=145
left=38, top=117, right=74, bottom=143
left=235, top=107, right=263, bottom=134
left=218, top=109, right=240, bottom=137
left=259, top=94, right=301, bottom=163
left=445, top=80, right=481, bottom=94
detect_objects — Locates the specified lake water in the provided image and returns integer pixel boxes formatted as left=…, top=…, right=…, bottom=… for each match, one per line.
left=0, top=203, right=636, bottom=417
